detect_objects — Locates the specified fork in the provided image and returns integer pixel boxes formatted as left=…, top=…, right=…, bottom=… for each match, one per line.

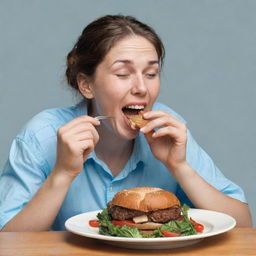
left=94, top=116, right=114, bottom=121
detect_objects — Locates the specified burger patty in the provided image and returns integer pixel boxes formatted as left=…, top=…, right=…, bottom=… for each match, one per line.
left=149, top=207, right=181, bottom=223
left=107, top=203, right=181, bottom=223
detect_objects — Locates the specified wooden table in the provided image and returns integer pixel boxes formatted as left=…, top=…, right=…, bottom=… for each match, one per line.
left=0, top=228, right=255, bottom=256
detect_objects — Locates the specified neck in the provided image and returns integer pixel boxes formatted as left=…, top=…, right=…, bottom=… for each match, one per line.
left=95, top=124, right=134, bottom=176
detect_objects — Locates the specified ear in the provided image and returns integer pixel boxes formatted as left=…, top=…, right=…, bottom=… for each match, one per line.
left=77, top=73, right=94, bottom=99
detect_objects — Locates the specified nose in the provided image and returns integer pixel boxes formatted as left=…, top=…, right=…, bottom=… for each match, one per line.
left=131, top=74, right=147, bottom=96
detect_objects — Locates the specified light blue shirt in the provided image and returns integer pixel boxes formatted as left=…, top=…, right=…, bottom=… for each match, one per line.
left=0, top=101, right=246, bottom=230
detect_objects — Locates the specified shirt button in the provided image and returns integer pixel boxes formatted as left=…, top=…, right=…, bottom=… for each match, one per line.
left=109, top=186, right=113, bottom=192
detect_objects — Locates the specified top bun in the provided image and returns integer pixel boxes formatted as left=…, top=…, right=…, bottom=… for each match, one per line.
left=110, top=187, right=180, bottom=212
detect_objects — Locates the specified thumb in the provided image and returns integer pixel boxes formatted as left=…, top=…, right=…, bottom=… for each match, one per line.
left=143, top=130, right=155, bottom=145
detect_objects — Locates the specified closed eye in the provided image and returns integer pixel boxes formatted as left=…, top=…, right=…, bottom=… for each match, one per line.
left=146, top=73, right=158, bottom=79
left=116, top=74, right=130, bottom=79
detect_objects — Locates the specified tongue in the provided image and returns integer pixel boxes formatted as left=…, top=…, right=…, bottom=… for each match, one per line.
left=122, top=108, right=140, bottom=116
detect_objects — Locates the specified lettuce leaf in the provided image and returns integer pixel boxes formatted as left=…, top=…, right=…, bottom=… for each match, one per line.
left=97, top=208, right=142, bottom=238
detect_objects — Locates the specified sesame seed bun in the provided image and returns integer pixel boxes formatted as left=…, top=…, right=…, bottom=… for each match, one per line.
left=110, top=187, right=180, bottom=212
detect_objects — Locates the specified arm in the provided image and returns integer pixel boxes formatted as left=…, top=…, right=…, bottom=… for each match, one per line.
left=141, top=110, right=253, bottom=227
left=2, top=116, right=100, bottom=231
left=2, top=169, right=73, bottom=231
left=173, top=163, right=252, bottom=227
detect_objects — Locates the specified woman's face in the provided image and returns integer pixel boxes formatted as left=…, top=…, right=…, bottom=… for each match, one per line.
left=87, top=35, right=160, bottom=139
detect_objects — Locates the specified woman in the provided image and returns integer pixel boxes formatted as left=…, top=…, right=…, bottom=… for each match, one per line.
left=0, top=15, right=252, bottom=231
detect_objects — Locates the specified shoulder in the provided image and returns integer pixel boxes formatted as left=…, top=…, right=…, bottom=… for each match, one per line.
left=16, top=102, right=84, bottom=143
left=152, top=102, right=186, bottom=124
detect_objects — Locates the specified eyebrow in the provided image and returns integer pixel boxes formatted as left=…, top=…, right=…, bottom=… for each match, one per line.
left=111, top=59, right=159, bottom=66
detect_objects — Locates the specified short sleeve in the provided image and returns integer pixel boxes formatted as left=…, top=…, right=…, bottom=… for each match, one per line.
left=0, top=137, right=48, bottom=229
left=176, top=129, right=247, bottom=205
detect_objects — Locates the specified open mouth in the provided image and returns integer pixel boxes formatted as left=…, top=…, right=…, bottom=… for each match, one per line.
left=121, top=104, right=146, bottom=116
left=121, top=104, right=147, bottom=130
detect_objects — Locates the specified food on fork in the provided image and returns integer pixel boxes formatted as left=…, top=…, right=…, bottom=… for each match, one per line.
left=126, top=111, right=149, bottom=129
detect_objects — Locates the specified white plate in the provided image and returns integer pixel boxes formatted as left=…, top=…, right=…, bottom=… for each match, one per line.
left=65, top=209, right=236, bottom=249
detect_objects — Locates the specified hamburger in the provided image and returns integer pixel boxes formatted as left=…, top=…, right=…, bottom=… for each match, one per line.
left=107, top=187, right=181, bottom=232
left=95, top=187, right=202, bottom=238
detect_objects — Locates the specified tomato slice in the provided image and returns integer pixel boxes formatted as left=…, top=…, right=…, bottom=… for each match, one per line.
left=161, top=230, right=181, bottom=237
left=111, top=220, right=135, bottom=227
left=195, top=223, right=204, bottom=232
left=177, top=216, right=183, bottom=221
left=89, top=219, right=99, bottom=227
left=190, top=217, right=204, bottom=233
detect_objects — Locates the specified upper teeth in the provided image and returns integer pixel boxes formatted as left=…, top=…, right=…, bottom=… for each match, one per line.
left=126, top=105, right=145, bottom=110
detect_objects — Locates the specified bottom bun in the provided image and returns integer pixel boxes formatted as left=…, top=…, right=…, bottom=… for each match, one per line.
left=140, top=230, right=155, bottom=235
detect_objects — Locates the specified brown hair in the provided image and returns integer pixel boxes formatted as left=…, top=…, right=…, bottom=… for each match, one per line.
left=66, top=15, right=165, bottom=91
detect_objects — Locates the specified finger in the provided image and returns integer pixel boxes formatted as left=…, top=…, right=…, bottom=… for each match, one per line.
left=140, top=116, right=186, bottom=134
left=87, top=127, right=99, bottom=145
left=143, top=130, right=155, bottom=145
left=70, top=139, right=95, bottom=155
left=152, top=126, right=187, bottom=144
left=77, top=140, right=95, bottom=161
left=64, top=122, right=99, bottom=139
left=60, top=119, right=100, bottom=147
left=60, top=116, right=100, bottom=132
left=58, top=125, right=99, bottom=153
left=143, top=111, right=183, bottom=128
left=74, top=130, right=99, bottom=145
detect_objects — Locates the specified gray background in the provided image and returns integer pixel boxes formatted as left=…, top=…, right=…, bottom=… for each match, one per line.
left=0, top=0, right=255, bottom=226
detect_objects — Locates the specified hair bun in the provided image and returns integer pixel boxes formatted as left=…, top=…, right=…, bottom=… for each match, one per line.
left=67, top=48, right=78, bottom=66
